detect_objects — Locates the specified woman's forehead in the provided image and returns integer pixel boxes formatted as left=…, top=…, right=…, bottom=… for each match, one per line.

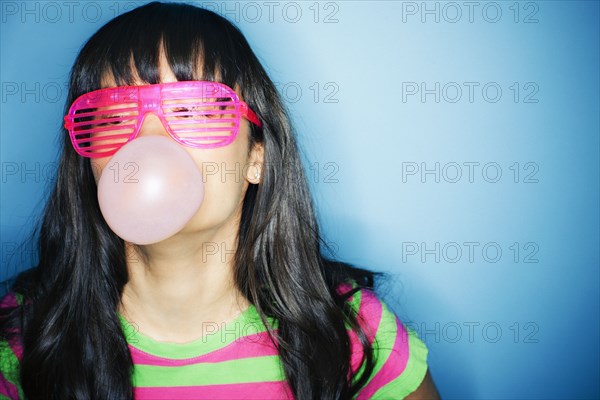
left=99, top=51, right=184, bottom=88
left=97, top=50, right=234, bottom=89
left=94, top=46, right=245, bottom=98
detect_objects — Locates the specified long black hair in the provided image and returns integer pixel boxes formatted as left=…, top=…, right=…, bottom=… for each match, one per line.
left=0, top=2, right=391, bottom=399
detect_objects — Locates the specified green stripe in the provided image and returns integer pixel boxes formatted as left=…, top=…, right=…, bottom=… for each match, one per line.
left=119, top=304, right=275, bottom=360
left=343, top=279, right=363, bottom=331
left=347, top=279, right=362, bottom=310
left=132, top=354, right=285, bottom=387
left=0, top=340, right=24, bottom=400
left=371, top=326, right=429, bottom=398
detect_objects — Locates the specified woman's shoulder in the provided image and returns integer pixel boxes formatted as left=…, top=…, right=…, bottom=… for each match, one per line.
left=0, top=289, right=25, bottom=358
left=335, top=278, right=430, bottom=399
left=0, top=289, right=25, bottom=400
left=0, top=290, right=25, bottom=310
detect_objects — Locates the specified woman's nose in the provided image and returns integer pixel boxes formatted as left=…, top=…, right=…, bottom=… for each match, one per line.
left=136, top=112, right=171, bottom=139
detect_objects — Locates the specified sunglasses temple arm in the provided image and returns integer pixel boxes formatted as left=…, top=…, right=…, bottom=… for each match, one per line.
left=240, top=102, right=262, bottom=128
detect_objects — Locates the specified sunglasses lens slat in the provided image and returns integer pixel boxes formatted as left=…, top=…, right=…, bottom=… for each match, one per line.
left=167, top=118, right=237, bottom=125
left=73, top=124, right=137, bottom=135
left=75, top=133, right=134, bottom=143
left=171, top=128, right=235, bottom=134
left=70, top=106, right=138, bottom=120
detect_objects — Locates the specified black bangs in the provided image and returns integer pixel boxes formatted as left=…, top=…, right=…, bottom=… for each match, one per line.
left=73, top=1, right=245, bottom=94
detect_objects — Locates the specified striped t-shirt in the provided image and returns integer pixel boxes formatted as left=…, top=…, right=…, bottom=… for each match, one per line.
left=0, top=280, right=429, bottom=399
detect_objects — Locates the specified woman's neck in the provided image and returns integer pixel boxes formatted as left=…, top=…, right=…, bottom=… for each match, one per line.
left=117, top=228, right=249, bottom=344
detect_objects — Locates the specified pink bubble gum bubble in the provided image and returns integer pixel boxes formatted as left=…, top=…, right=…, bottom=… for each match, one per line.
left=97, top=136, right=205, bottom=245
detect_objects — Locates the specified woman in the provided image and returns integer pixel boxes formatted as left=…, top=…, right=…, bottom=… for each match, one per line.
left=0, top=2, right=440, bottom=399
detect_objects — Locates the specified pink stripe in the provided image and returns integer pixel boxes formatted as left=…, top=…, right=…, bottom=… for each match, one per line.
left=6, top=336, right=23, bottom=362
left=1, top=292, right=24, bottom=361
left=0, top=375, right=20, bottom=399
left=334, top=282, right=385, bottom=380
left=1, top=291, right=32, bottom=307
left=335, top=282, right=354, bottom=297
left=134, top=381, right=294, bottom=399
left=356, top=289, right=382, bottom=344
left=336, top=281, right=384, bottom=341
left=129, top=330, right=279, bottom=366
left=356, top=316, right=410, bottom=399
left=0, top=292, right=18, bottom=308
left=347, top=289, right=383, bottom=379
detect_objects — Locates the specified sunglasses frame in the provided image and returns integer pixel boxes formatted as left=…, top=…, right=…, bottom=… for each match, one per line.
left=63, top=80, right=262, bottom=158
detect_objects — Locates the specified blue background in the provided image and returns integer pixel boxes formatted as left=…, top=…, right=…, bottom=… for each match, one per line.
left=1, top=1, right=598, bottom=398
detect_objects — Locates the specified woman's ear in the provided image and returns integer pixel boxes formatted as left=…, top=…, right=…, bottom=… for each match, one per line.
left=245, top=142, right=264, bottom=185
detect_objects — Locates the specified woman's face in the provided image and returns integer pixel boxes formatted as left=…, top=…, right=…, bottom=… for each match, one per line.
left=90, top=55, right=264, bottom=241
